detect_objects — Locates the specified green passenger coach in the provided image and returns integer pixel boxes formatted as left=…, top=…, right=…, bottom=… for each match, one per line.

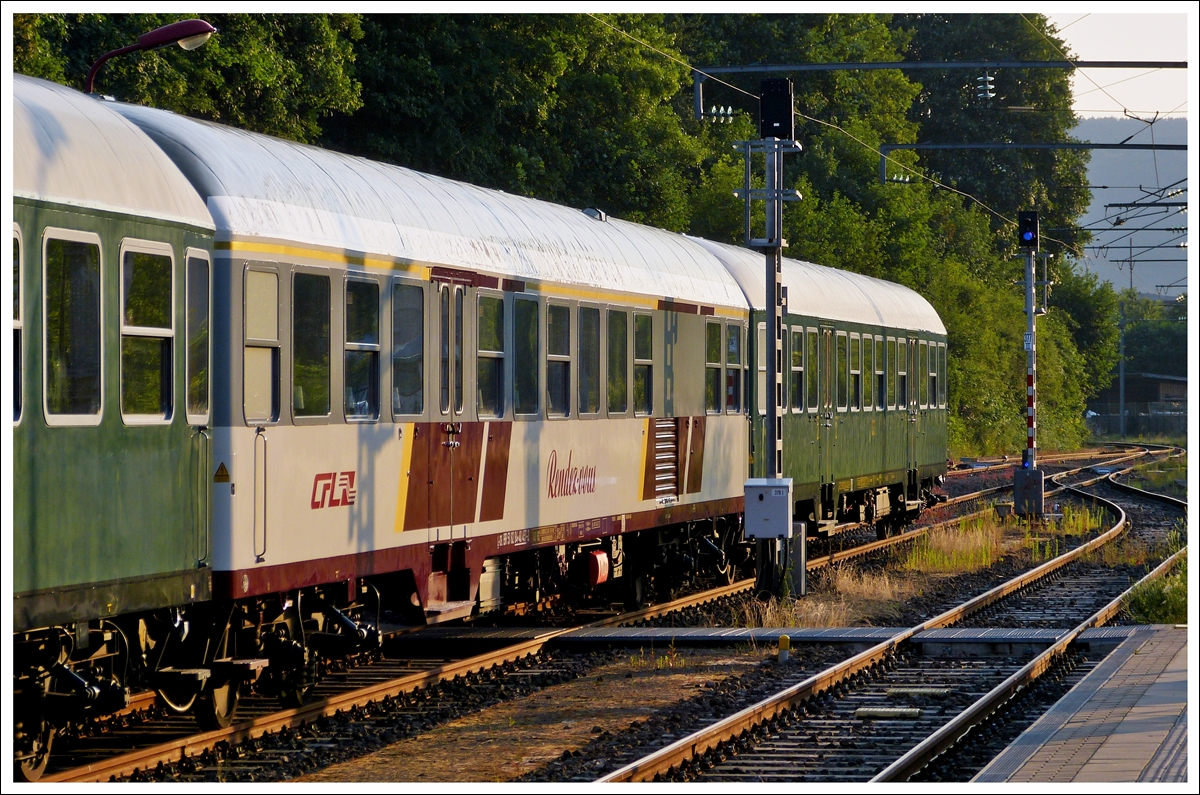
left=13, top=75, right=215, bottom=779
left=696, top=240, right=948, bottom=537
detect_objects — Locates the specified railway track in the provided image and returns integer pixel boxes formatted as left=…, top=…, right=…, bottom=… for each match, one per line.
left=39, top=447, right=1174, bottom=783
left=41, top=579, right=753, bottom=782
left=596, top=455, right=1185, bottom=783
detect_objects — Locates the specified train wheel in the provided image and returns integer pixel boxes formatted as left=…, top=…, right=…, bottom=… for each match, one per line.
left=16, top=721, right=54, bottom=782
left=624, top=573, right=647, bottom=611
left=195, top=678, right=241, bottom=730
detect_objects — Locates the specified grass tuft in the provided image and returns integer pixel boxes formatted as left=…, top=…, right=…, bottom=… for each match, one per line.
left=1124, top=553, right=1188, bottom=625
left=903, top=517, right=1004, bottom=573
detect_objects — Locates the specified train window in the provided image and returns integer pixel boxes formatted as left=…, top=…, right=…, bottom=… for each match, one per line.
left=836, top=332, right=847, bottom=411
left=755, top=323, right=766, bottom=416
left=608, top=309, right=628, bottom=414
left=579, top=306, right=600, bottom=415
left=862, top=334, right=873, bottom=411
left=547, top=303, right=570, bottom=417
left=790, top=329, right=803, bottom=413
left=514, top=298, right=539, bottom=415
left=849, top=333, right=861, bottom=411
left=293, top=272, right=331, bottom=417
left=939, top=343, right=947, bottom=407
left=897, top=339, right=908, bottom=408
left=185, top=252, right=210, bottom=423
left=875, top=337, right=885, bottom=410
left=13, top=232, right=22, bottom=423
left=244, top=268, right=279, bottom=423
left=705, top=321, right=722, bottom=413
left=44, top=236, right=102, bottom=421
left=634, top=313, right=653, bottom=416
left=477, top=294, right=504, bottom=418
left=883, top=338, right=892, bottom=410
left=724, top=322, right=740, bottom=414
left=806, top=329, right=818, bottom=411
left=120, top=247, right=172, bottom=422
left=345, top=280, right=380, bottom=421
left=454, top=287, right=464, bottom=415
left=392, top=282, right=424, bottom=415
left=439, top=286, right=451, bottom=414
left=919, top=341, right=928, bottom=408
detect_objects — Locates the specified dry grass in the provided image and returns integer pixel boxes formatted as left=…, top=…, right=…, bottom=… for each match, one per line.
left=736, top=565, right=920, bottom=629
left=738, top=594, right=854, bottom=629
left=903, top=517, right=1005, bottom=573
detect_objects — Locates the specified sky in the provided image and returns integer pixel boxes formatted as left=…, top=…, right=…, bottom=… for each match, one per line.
left=1043, top=9, right=1194, bottom=298
left=1045, top=11, right=1189, bottom=119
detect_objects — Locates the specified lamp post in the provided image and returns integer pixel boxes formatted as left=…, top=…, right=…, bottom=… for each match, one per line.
left=85, top=19, right=216, bottom=94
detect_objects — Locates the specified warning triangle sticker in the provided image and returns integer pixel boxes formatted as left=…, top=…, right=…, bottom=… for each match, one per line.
left=214, top=462, right=231, bottom=483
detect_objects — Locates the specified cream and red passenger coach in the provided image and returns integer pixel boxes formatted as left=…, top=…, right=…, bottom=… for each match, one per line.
left=115, top=102, right=755, bottom=623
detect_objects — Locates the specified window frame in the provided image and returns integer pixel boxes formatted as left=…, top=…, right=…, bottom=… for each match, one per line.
left=13, top=225, right=23, bottom=425
left=939, top=341, right=948, bottom=408
left=512, top=294, right=540, bottom=419
left=344, top=274, right=382, bottom=423
left=633, top=311, right=654, bottom=417
left=886, top=336, right=897, bottom=410
left=789, top=327, right=804, bottom=414
left=243, top=264, right=281, bottom=426
left=724, top=320, right=742, bottom=415
left=577, top=302, right=602, bottom=418
left=476, top=289, right=506, bottom=419
left=835, top=330, right=848, bottom=412
left=42, top=227, right=104, bottom=428
left=874, top=336, right=885, bottom=411
left=704, top=319, right=723, bottom=415
left=546, top=299, right=572, bottom=419
left=806, top=328, right=819, bottom=412
left=607, top=307, right=630, bottom=417
left=862, top=332, right=873, bottom=412
left=118, top=240, right=176, bottom=425
left=390, top=277, right=426, bottom=420
left=184, top=247, right=211, bottom=426
left=849, top=332, right=861, bottom=412
left=291, top=266, right=334, bottom=424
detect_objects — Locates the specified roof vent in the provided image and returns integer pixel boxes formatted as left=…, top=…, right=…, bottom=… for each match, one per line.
left=583, top=207, right=608, bottom=222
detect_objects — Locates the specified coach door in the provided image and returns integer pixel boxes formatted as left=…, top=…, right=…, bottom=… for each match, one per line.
left=427, top=283, right=483, bottom=543
left=818, top=326, right=835, bottom=485
left=905, top=335, right=919, bottom=497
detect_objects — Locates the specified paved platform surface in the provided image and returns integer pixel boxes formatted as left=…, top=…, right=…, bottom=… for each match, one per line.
left=975, top=624, right=1188, bottom=782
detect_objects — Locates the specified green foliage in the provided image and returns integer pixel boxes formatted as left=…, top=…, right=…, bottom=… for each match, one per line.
left=13, top=13, right=363, bottom=143
left=1125, top=554, right=1187, bottom=625
left=891, top=13, right=1091, bottom=255
left=1050, top=266, right=1120, bottom=398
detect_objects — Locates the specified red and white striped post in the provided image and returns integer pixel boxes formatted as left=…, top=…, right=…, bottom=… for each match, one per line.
left=1014, top=218, right=1044, bottom=517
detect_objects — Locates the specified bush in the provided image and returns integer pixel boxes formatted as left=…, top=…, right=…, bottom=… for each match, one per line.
left=1124, top=554, right=1187, bottom=625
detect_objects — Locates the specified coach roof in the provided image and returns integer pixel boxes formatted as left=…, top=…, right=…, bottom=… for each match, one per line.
left=694, top=239, right=947, bottom=335
left=13, top=75, right=213, bottom=229
left=111, top=102, right=748, bottom=310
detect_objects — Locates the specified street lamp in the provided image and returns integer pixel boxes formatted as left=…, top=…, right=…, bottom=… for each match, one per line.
left=85, top=19, right=217, bottom=94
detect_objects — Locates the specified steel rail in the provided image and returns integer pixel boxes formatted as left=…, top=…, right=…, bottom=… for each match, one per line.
left=44, top=578, right=755, bottom=783
left=596, top=464, right=1148, bottom=783
left=875, top=480, right=1187, bottom=782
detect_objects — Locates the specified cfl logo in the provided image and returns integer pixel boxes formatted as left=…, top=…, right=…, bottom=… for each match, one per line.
left=311, top=471, right=357, bottom=509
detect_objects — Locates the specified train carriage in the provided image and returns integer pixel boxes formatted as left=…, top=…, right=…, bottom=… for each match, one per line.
left=700, top=241, right=948, bottom=536
left=111, top=100, right=756, bottom=666
left=12, top=74, right=217, bottom=779
left=13, top=72, right=951, bottom=776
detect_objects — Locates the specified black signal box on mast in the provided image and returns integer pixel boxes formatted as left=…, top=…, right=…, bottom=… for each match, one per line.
left=759, top=78, right=795, bottom=140
left=1018, top=211, right=1039, bottom=250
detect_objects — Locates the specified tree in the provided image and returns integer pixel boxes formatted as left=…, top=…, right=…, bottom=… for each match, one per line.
left=14, top=13, right=364, bottom=143
left=319, top=14, right=703, bottom=230
left=891, top=14, right=1092, bottom=257
left=1049, top=265, right=1120, bottom=398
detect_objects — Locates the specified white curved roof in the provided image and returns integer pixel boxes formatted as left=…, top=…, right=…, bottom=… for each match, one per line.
left=111, top=103, right=749, bottom=310
left=694, top=238, right=946, bottom=335
left=13, top=75, right=212, bottom=229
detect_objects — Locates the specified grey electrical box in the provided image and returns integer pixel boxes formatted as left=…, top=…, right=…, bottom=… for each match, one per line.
left=1014, top=467, right=1044, bottom=516
left=744, top=478, right=793, bottom=539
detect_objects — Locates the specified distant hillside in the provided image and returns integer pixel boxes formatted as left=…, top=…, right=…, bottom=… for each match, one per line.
left=1068, top=117, right=1187, bottom=294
